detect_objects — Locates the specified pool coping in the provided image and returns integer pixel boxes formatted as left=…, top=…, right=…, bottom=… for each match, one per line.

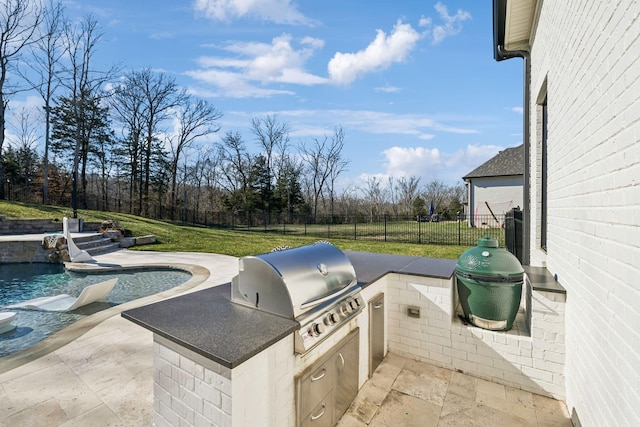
left=0, top=261, right=210, bottom=375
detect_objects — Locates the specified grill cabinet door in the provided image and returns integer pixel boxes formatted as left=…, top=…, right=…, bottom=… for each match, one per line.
left=296, top=328, right=360, bottom=427
left=369, top=293, right=385, bottom=376
left=333, top=330, right=359, bottom=421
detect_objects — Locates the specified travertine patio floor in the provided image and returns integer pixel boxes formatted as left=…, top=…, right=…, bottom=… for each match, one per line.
left=0, top=246, right=571, bottom=426
left=338, top=353, right=571, bottom=427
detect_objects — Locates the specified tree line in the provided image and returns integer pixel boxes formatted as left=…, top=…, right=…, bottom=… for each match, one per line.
left=0, top=0, right=465, bottom=224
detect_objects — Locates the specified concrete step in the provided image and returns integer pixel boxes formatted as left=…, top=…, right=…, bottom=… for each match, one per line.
left=70, top=233, right=121, bottom=256
left=72, top=233, right=105, bottom=243
left=75, top=236, right=114, bottom=250
left=85, top=242, right=121, bottom=255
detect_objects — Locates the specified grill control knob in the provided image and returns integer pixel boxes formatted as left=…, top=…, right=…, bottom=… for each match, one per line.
left=341, top=303, right=353, bottom=315
left=312, top=323, right=325, bottom=336
left=349, top=300, right=359, bottom=310
left=324, top=313, right=338, bottom=325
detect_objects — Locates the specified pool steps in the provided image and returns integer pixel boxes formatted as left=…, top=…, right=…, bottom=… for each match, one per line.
left=72, top=234, right=121, bottom=256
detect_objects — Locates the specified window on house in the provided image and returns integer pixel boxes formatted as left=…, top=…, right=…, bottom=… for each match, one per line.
left=541, top=95, right=547, bottom=252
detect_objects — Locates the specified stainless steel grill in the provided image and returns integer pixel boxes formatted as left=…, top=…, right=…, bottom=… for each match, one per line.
left=231, top=242, right=363, bottom=354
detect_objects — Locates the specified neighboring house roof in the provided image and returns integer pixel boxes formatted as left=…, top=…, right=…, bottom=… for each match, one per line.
left=463, top=144, right=524, bottom=180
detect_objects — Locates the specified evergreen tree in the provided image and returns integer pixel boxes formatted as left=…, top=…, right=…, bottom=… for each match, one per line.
left=50, top=93, right=111, bottom=210
left=249, top=155, right=271, bottom=214
left=2, top=144, right=40, bottom=201
left=273, top=160, right=304, bottom=218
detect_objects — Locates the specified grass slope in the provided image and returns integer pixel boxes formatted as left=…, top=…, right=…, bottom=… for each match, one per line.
left=0, top=201, right=469, bottom=259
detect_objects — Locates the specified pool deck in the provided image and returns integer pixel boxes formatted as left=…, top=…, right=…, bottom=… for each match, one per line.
left=0, top=242, right=571, bottom=426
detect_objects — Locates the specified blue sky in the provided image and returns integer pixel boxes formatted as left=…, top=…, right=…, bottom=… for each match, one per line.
left=16, top=0, right=523, bottom=190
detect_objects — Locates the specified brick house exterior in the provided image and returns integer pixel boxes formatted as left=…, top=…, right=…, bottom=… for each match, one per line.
left=494, top=1, right=640, bottom=426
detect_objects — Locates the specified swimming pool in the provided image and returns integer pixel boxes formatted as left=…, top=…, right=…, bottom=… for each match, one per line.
left=0, top=263, right=191, bottom=358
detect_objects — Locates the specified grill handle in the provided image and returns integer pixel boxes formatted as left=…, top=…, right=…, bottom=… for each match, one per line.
left=311, top=368, right=326, bottom=382
left=310, top=403, right=326, bottom=421
left=337, top=353, right=345, bottom=374
left=300, top=280, right=355, bottom=310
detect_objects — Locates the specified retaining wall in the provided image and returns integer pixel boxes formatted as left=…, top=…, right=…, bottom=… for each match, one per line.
left=0, top=241, right=54, bottom=263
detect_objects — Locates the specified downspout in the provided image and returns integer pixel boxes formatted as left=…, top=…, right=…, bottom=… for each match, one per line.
left=497, top=46, right=530, bottom=266
left=493, top=0, right=532, bottom=265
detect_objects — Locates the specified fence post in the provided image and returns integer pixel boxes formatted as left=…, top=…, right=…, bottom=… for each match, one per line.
left=457, top=211, right=461, bottom=245
left=384, top=214, right=387, bottom=242
left=418, top=216, right=421, bottom=244
left=354, top=217, right=357, bottom=240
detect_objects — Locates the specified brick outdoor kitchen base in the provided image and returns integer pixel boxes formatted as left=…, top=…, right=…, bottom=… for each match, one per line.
left=385, top=265, right=566, bottom=400
left=124, top=252, right=566, bottom=426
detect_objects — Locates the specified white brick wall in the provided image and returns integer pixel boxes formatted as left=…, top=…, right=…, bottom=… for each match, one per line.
left=153, top=335, right=233, bottom=427
left=385, top=273, right=566, bottom=399
left=153, top=334, right=297, bottom=427
left=231, top=335, right=296, bottom=427
left=526, top=1, right=640, bottom=425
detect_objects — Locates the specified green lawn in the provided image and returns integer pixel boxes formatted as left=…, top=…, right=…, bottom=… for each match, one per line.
left=242, top=219, right=502, bottom=247
left=0, top=200, right=471, bottom=259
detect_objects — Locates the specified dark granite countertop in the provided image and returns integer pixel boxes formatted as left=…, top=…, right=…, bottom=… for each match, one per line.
left=122, top=251, right=457, bottom=369
left=345, top=251, right=457, bottom=285
left=122, top=283, right=298, bottom=369
left=523, top=266, right=566, bottom=294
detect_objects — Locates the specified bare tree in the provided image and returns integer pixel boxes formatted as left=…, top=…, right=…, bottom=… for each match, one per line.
left=190, top=147, right=218, bottom=223
left=130, top=68, right=186, bottom=216
left=396, top=175, right=421, bottom=217
left=5, top=107, right=40, bottom=201
left=198, top=146, right=223, bottom=217
left=168, top=97, right=221, bottom=219
left=300, top=126, right=348, bottom=220
left=110, top=73, right=145, bottom=214
left=250, top=115, right=290, bottom=221
left=19, top=0, right=65, bottom=204
left=360, top=176, right=388, bottom=222
left=336, top=185, right=361, bottom=222
left=387, top=176, right=398, bottom=217
left=422, top=179, right=450, bottom=214
left=326, top=126, right=349, bottom=218
left=218, top=131, right=253, bottom=215
left=0, top=0, right=43, bottom=199
left=60, top=14, right=117, bottom=216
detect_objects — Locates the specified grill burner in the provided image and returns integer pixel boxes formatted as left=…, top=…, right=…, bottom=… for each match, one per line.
left=231, top=243, right=363, bottom=353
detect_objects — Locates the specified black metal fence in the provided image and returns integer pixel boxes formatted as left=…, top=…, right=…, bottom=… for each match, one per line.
left=175, top=211, right=507, bottom=247
left=504, top=207, right=524, bottom=262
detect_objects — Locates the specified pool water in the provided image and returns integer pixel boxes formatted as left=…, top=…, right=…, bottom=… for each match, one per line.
left=0, top=263, right=191, bottom=358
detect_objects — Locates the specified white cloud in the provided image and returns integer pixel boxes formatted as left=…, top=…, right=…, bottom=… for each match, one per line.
left=193, top=0, right=317, bottom=26
left=150, top=31, right=174, bottom=40
left=327, top=20, right=421, bottom=85
left=185, top=68, right=297, bottom=98
left=374, top=85, right=401, bottom=93
left=186, top=34, right=327, bottom=97
left=419, top=16, right=432, bottom=27
left=338, top=111, right=477, bottom=139
left=380, top=143, right=506, bottom=185
left=512, top=106, right=523, bottom=114
left=383, top=146, right=442, bottom=177
left=446, top=144, right=504, bottom=178
left=430, top=2, right=472, bottom=45
left=260, top=109, right=478, bottom=141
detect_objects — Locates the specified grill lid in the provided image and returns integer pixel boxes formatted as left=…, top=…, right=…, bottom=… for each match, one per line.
left=231, top=243, right=357, bottom=319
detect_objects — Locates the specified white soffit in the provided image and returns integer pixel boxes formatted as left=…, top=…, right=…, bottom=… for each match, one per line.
left=504, top=0, right=536, bottom=51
